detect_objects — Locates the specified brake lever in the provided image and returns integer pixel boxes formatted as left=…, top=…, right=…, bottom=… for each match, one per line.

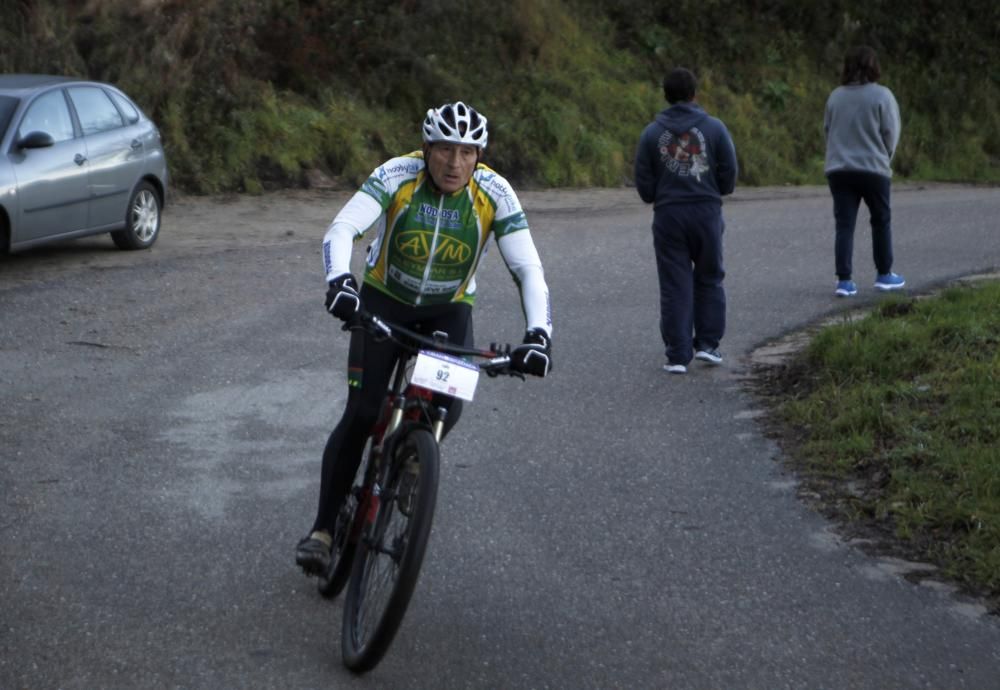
left=343, top=312, right=392, bottom=343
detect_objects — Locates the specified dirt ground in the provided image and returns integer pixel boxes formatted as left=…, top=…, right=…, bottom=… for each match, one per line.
left=1, top=181, right=927, bottom=290
left=5, top=181, right=965, bottom=283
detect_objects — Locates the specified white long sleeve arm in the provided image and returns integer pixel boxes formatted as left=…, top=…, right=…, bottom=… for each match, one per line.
left=322, top=191, right=383, bottom=282
left=496, top=230, right=552, bottom=337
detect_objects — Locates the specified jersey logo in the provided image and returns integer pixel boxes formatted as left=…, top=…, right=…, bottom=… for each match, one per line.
left=395, top=230, right=472, bottom=265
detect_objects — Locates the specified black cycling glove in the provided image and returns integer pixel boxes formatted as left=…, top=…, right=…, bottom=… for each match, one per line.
left=511, top=328, right=552, bottom=377
left=325, top=273, right=361, bottom=322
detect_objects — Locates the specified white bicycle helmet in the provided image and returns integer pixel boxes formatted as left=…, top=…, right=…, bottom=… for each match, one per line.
left=422, top=101, right=488, bottom=149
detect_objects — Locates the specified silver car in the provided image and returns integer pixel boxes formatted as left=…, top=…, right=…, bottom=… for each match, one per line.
left=0, top=74, right=168, bottom=252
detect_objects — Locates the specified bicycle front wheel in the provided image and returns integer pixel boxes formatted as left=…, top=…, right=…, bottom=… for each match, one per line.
left=341, top=428, right=440, bottom=673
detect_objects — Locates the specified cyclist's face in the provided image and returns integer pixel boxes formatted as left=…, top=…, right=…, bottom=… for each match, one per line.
left=425, top=143, right=479, bottom=193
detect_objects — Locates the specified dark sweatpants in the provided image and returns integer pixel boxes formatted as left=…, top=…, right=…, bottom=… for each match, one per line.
left=826, top=170, right=893, bottom=280
left=651, top=202, right=726, bottom=366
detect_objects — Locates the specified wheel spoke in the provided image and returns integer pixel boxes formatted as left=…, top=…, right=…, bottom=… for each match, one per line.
left=357, top=547, right=397, bottom=642
left=354, top=501, right=410, bottom=647
left=131, top=190, right=159, bottom=241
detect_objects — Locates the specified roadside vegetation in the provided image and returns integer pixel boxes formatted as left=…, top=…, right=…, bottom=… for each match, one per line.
left=753, top=280, right=1000, bottom=610
left=1, top=1, right=997, bottom=192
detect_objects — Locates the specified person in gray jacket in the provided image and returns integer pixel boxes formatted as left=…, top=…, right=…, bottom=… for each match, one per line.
left=635, top=67, right=737, bottom=374
left=824, top=45, right=903, bottom=297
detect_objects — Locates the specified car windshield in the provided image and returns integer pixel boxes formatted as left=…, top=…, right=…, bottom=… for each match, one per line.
left=0, top=95, right=19, bottom=137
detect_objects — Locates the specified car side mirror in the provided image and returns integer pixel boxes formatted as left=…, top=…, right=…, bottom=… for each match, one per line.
left=17, top=131, right=55, bottom=149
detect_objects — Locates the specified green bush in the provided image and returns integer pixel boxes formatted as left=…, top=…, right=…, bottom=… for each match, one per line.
left=2, top=0, right=996, bottom=192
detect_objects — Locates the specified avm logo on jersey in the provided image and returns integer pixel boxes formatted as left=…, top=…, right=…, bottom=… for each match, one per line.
left=395, top=230, right=472, bottom=264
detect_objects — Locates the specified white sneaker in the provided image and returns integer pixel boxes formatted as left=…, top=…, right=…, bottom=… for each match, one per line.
left=663, top=363, right=687, bottom=374
left=694, top=349, right=723, bottom=365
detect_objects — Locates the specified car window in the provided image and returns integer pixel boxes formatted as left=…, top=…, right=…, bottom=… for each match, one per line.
left=68, top=86, right=124, bottom=135
left=109, top=91, right=140, bottom=125
left=0, top=95, right=19, bottom=138
left=17, top=90, right=75, bottom=143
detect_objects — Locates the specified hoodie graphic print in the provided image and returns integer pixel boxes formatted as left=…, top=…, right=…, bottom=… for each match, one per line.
left=658, top=127, right=710, bottom=181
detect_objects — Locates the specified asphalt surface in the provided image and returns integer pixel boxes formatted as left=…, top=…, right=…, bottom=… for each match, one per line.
left=2, top=183, right=999, bottom=689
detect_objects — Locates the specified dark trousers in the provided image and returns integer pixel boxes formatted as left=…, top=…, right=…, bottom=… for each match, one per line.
left=826, top=170, right=893, bottom=279
left=311, top=286, right=473, bottom=533
left=651, top=202, right=726, bottom=366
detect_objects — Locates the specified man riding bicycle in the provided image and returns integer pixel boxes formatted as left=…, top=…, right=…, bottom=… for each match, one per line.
left=297, top=101, right=553, bottom=575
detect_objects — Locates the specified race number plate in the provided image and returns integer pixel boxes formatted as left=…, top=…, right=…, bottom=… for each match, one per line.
left=411, top=350, right=480, bottom=401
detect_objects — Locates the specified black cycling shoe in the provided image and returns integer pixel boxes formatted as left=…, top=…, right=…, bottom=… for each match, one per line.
left=296, top=531, right=332, bottom=576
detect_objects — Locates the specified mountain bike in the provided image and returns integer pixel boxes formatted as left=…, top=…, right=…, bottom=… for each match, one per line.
left=316, top=310, right=520, bottom=673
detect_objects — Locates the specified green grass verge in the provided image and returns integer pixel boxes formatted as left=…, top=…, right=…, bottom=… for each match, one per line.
left=769, top=280, right=1000, bottom=601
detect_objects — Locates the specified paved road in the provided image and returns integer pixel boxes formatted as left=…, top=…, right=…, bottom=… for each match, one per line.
left=2, top=183, right=999, bottom=689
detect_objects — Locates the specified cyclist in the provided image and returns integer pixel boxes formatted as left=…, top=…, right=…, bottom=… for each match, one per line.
left=296, top=101, right=553, bottom=575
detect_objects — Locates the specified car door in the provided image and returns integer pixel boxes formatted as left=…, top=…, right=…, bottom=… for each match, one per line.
left=9, top=88, right=90, bottom=244
left=66, top=85, right=138, bottom=230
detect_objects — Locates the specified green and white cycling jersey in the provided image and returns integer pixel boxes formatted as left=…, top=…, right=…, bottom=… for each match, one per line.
left=322, top=151, right=552, bottom=335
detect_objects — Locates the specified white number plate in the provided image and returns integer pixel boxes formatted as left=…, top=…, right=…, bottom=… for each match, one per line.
left=411, top=350, right=480, bottom=401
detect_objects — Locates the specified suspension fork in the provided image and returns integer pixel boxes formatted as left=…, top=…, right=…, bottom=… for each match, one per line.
left=382, top=354, right=410, bottom=439
left=433, top=405, right=448, bottom=442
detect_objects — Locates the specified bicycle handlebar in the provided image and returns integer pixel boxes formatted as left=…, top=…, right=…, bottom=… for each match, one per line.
left=346, top=310, right=522, bottom=379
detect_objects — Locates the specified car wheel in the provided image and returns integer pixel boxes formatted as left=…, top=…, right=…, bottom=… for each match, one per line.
left=111, top=182, right=161, bottom=250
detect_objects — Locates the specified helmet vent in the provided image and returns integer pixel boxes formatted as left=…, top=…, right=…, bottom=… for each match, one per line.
left=421, top=101, right=488, bottom=149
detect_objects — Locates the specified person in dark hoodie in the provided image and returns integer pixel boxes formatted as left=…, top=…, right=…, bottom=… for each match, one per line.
left=635, top=67, right=738, bottom=374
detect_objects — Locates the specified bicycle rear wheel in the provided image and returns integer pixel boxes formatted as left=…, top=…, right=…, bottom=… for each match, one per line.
left=317, top=445, right=376, bottom=599
left=341, top=428, right=439, bottom=672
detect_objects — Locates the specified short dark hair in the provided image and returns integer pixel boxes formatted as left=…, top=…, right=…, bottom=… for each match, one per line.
left=841, top=46, right=881, bottom=85
left=663, top=68, right=697, bottom=104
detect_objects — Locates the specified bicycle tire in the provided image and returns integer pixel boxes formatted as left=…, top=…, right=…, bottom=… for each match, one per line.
left=341, top=428, right=439, bottom=672
left=316, top=441, right=375, bottom=599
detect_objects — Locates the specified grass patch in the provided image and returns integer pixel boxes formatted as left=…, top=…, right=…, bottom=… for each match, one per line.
left=755, top=281, right=1000, bottom=607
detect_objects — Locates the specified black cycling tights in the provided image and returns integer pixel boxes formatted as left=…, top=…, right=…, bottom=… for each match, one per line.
left=311, top=287, right=473, bottom=534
